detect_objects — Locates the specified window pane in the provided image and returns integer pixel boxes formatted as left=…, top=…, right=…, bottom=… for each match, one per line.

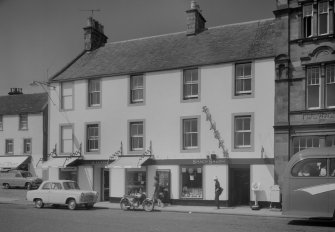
left=307, top=85, right=320, bottom=108
left=244, top=132, right=251, bottom=145
left=319, top=14, right=328, bottom=34
left=292, top=158, right=327, bottom=177
left=325, top=136, right=335, bottom=147
left=244, top=63, right=251, bottom=76
left=236, top=133, right=243, bottom=146
left=243, top=118, right=251, bottom=130
left=326, top=65, right=335, bottom=107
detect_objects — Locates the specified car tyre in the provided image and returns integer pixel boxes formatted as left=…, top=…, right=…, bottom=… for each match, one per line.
left=26, top=183, right=32, bottom=190
left=3, top=183, right=10, bottom=189
left=34, top=199, right=44, bottom=208
left=85, top=203, right=94, bottom=209
left=68, top=199, right=77, bottom=210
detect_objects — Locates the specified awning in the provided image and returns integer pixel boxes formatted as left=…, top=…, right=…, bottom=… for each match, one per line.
left=106, top=156, right=150, bottom=168
left=0, top=156, right=30, bottom=169
left=42, top=157, right=79, bottom=168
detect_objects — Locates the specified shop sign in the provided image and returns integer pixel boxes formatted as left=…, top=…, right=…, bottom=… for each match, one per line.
left=60, top=167, right=77, bottom=172
left=302, top=112, right=335, bottom=121
left=192, top=159, right=228, bottom=165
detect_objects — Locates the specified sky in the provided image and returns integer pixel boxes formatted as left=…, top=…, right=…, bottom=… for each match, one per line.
left=0, top=0, right=276, bottom=96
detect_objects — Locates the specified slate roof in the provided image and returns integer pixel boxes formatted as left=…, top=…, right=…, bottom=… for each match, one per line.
left=51, top=18, right=276, bottom=82
left=0, top=93, right=48, bottom=115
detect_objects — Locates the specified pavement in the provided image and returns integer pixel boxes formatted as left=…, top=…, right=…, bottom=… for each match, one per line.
left=0, top=195, right=285, bottom=218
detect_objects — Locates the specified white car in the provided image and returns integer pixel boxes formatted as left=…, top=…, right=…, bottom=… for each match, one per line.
left=26, top=180, right=99, bottom=210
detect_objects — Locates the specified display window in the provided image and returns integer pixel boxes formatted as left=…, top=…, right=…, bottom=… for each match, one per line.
left=125, top=170, right=146, bottom=195
left=181, top=166, right=203, bottom=199
left=59, top=167, right=77, bottom=181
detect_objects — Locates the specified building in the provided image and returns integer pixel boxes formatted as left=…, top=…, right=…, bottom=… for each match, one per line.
left=0, top=89, right=48, bottom=177
left=274, top=0, right=335, bottom=186
left=46, top=2, right=283, bottom=206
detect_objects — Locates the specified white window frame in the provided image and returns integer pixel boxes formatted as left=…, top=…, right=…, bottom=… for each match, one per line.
left=307, top=66, right=321, bottom=109
left=181, top=117, right=200, bottom=151
left=235, top=63, right=252, bottom=95
left=130, top=75, right=144, bottom=104
left=5, top=139, right=14, bottom=154
left=303, top=4, right=313, bottom=38
left=129, top=121, right=144, bottom=152
left=86, top=123, right=100, bottom=152
left=234, top=116, right=252, bottom=149
left=61, top=82, right=74, bottom=110
left=88, top=79, right=101, bottom=107
left=293, top=136, right=320, bottom=154
left=23, top=138, right=32, bottom=154
left=19, top=114, right=28, bottom=130
left=183, top=69, right=199, bottom=100
left=60, top=125, right=73, bottom=154
left=318, top=1, right=329, bottom=35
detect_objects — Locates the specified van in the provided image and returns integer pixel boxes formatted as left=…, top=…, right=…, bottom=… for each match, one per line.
left=0, top=170, right=43, bottom=190
left=282, top=147, right=335, bottom=219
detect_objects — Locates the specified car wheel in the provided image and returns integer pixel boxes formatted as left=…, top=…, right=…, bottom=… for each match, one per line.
left=3, top=183, right=10, bottom=189
left=34, top=199, right=44, bottom=208
left=26, top=183, right=32, bottom=190
left=85, top=203, right=94, bottom=209
left=120, top=199, right=130, bottom=211
left=68, top=199, right=77, bottom=210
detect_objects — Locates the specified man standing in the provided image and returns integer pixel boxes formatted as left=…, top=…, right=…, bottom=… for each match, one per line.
left=214, top=176, right=222, bottom=209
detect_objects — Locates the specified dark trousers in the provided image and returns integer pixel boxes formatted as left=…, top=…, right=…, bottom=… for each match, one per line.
left=215, top=192, right=220, bottom=208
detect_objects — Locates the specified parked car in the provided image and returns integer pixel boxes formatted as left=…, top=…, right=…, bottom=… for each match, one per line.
left=26, top=180, right=99, bottom=210
left=0, top=170, right=42, bottom=190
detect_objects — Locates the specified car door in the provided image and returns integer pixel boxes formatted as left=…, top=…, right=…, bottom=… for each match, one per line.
left=39, top=182, right=52, bottom=203
left=48, top=182, right=65, bottom=204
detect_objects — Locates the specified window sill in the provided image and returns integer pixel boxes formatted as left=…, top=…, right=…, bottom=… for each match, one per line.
left=291, top=34, right=335, bottom=44
left=231, top=146, right=254, bottom=152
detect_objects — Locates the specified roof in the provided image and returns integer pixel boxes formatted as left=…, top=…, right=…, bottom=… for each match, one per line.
left=51, top=18, right=277, bottom=82
left=0, top=92, right=48, bottom=115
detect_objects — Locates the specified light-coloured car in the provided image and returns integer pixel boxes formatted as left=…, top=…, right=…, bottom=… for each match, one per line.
left=0, top=170, right=42, bottom=189
left=26, top=180, right=99, bottom=210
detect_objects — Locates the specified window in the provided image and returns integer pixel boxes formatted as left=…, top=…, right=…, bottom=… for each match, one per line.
left=235, top=63, right=252, bottom=96
left=130, top=75, right=144, bottom=104
left=234, top=116, right=252, bottom=149
left=0, top=115, right=3, bottom=130
left=326, top=64, right=335, bottom=108
left=181, top=166, right=203, bottom=199
left=326, top=135, right=335, bottom=147
left=125, top=170, right=146, bottom=195
left=23, top=138, right=32, bottom=154
left=330, top=158, right=335, bottom=176
left=183, top=69, right=199, bottom=100
left=182, top=118, right=199, bottom=150
left=88, top=79, right=101, bottom=107
left=318, top=1, right=329, bottom=35
left=306, top=64, right=335, bottom=109
left=291, top=158, right=327, bottom=177
left=61, top=82, right=73, bottom=110
left=303, top=4, right=313, bottom=38
left=5, top=139, right=14, bottom=154
left=293, top=136, right=320, bottom=154
left=60, top=125, right=73, bottom=153
left=19, top=114, right=28, bottom=130
left=86, top=124, right=99, bottom=152
left=129, top=121, right=144, bottom=151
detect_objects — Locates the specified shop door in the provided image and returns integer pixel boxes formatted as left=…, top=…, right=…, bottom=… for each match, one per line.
left=156, top=170, right=171, bottom=204
left=102, top=169, right=110, bottom=201
left=228, top=165, right=250, bottom=206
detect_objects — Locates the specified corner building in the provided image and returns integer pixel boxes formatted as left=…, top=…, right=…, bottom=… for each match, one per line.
left=47, top=3, right=283, bottom=206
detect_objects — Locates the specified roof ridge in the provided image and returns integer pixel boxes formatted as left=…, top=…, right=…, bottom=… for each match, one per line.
left=208, top=17, right=275, bottom=30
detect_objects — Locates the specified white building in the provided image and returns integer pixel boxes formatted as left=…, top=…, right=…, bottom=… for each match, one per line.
left=46, top=3, right=279, bottom=206
left=0, top=89, right=48, bottom=178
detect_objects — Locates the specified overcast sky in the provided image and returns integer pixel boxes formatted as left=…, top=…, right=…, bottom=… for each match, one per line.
left=0, top=0, right=276, bottom=96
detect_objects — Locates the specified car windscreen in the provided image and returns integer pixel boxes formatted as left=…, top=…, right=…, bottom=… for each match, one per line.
left=21, top=172, right=32, bottom=178
left=63, top=182, right=80, bottom=190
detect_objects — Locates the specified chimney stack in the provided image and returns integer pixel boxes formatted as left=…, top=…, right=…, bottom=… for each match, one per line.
left=8, top=88, right=23, bottom=95
left=186, top=1, right=206, bottom=36
left=83, top=17, right=108, bottom=51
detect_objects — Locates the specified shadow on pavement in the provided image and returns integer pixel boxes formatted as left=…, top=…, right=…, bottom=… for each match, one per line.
left=288, top=218, right=335, bottom=227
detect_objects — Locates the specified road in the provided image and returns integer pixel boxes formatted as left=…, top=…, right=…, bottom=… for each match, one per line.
left=0, top=203, right=334, bottom=232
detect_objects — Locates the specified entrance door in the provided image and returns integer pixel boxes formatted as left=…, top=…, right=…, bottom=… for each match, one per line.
left=156, top=170, right=171, bottom=204
left=102, top=169, right=110, bottom=201
left=229, top=165, right=250, bottom=206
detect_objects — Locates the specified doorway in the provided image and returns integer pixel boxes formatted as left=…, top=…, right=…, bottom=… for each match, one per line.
left=228, top=165, right=250, bottom=206
left=102, top=169, right=110, bottom=201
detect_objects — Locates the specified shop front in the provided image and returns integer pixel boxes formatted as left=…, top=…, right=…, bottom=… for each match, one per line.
left=0, top=155, right=31, bottom=171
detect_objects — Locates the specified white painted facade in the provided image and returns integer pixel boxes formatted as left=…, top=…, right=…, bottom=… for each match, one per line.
left=0, top=113, right=45, bottom=177
left=47, top=57, right=275, bottom=205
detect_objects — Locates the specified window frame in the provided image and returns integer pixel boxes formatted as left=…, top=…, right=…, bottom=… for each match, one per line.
left=292, top=136, right=320, bottom=155
left=233, top=62, right=255, bottom=99
left=232, top=113, right=254, bottom=152
left=5, top=139, right=14, bottom=154
left=60, top=124, right=74, bottom=154
left=180, top=116, right=200, bottom=152
left=85, top=122, right=100, bottom=154
left=19, top=114, right=28, bottom=130
left=306, top=66, right=321, bottom=109
left=128, top=120, right=145, bottom=153
left=0, top=115, right=3, bottom=131
left=129, top=75, right=145, bottom=105
left=88, top=79, right=101, bottom=108
left=23, top=138, right=32, bottom=154
left=325, top=64, right=335, bottom=108
left=181, top=68, right=201, bottom=102
left=303, top=3, right=314, bottom=38
left=318, top=1, right=329, bottom=35
left=60, top=81, right=74, bottom=111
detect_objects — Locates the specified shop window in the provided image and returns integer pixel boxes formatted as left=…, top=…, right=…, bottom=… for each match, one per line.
left=5, top=139, right=14, bottom=154
left=61, top=82, right=74, bottom=110
left=293, top=136, right=320, bottom=154
left=130, top=75, right=144, bottom=104
left=325, top=135, right=335, bottom=147
left=181, top=166, right=203, bottom=199
left=86, top=124, right=100, bottom=152
left=23, top=138, right=32, bottom=154
left=291, top=158, right=327, bottom=177
left=303, top=4, right=313, bottom=38
left=19, top=114, right=28, bottom=130
left=318, top=1, right=329, bottom=35
left=60, top=125, right=73, bottom=154
left=59, top=168, right=77, bottom=181
left=183, top=68, right=199, bottom=100
left=234, top=63, right=252, bottom=96
left=125, top=170, right=146, bottom=195
left=129, top=121, right=144, bottom=152
left=182, top=117, right=199, bottom=150
left=88, top=79, right=101, bottom=107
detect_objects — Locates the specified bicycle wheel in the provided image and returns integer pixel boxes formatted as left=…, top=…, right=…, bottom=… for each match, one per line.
left=120, top=198, right=130, bottom=211
left=143, top=199, right=154, bottom=212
